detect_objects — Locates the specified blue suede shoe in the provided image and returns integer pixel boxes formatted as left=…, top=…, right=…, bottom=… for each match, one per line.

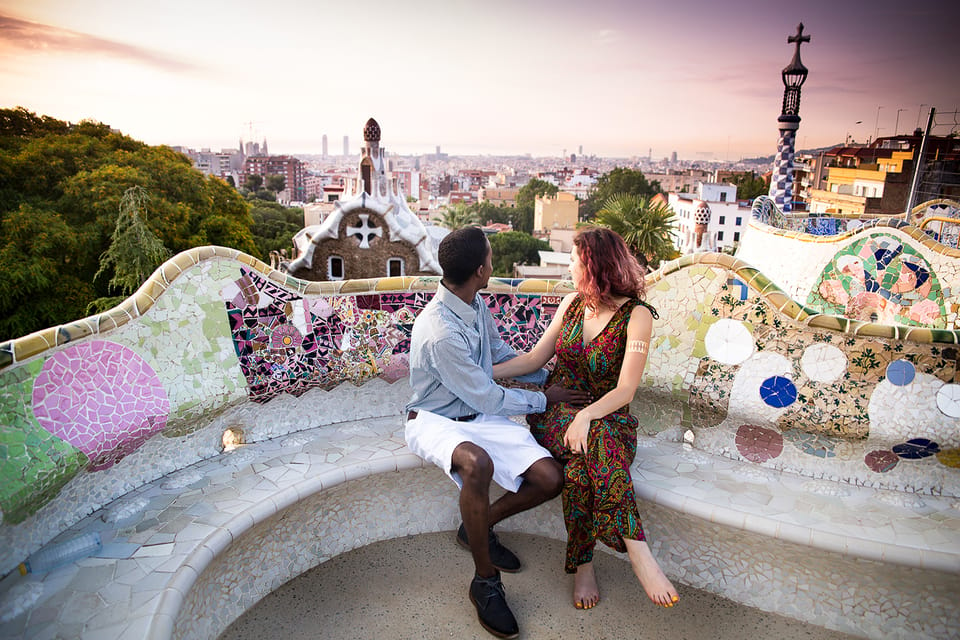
left=469, top=571, right=519, bottom=639
left=457, top=524, right=522, bottom=573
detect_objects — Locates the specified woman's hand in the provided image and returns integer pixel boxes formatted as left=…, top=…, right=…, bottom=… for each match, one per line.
left=563, top=411, right=592, bottom=455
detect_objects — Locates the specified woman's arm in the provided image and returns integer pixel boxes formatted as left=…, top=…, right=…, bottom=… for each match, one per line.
left=492, top=292, right=576, bottom=379
left=563, top=303, right=653, bottom=454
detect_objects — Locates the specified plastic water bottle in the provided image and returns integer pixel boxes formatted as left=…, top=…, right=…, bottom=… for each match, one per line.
left=17, top=532, right=102, bottom=575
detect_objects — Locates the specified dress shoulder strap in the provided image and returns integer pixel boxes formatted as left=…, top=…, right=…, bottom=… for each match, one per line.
left=633, top=298, right=659, bottom=320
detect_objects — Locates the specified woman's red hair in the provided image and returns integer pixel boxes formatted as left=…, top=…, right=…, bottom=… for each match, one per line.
left=573, top=226, right=646, bottom=311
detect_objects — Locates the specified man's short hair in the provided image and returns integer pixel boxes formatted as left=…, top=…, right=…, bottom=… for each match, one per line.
left=438, top=227, right=489, bottom=285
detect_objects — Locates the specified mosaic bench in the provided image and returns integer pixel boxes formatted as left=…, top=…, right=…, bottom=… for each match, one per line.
left=1, top=247, right=958, bottom=639
left=739, top=198, right=960, bottom=331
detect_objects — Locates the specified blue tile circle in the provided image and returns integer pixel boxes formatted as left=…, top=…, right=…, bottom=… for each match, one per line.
left=885, top=359, right=915, bottom=386
left=892, top=438, right=940, bottom=460
left=759, top=376, right=797, bottom=408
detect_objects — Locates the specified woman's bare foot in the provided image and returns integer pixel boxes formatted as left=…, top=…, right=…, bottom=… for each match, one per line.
left=624, top=539, right=679, bottom=607
left=573, top=562, right=600, bottom=609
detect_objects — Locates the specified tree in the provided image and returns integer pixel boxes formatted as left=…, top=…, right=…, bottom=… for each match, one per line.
left=244, top=174, right=264, bottom=192
left=515, top=178, right=558, bottom=210
left=593, top=193, right=678, bottom=269
left=581, top=168, right=661, bottom=220
left=434, top=202, right=478, bottom=230
left=473, top=201, right=512, bottom=226
left=249, top=201, right=303, bottom=258
left=265, top=174, right=285, bottom=193
left=513, top=178, right=558, bottom=234
left=0, top=108, right=259, bottom=339
left=89, top=186, right=171, bottom=312
left=729, top=172, right=769, bottom=201
left=487, top=231, right=551, bottom=277
left=0, top=205, right=95, bottom=340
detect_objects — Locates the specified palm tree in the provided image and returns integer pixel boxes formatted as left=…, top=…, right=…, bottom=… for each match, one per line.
left=593, top=193, right=677, bottom=269
left=433, top=202, right=479, bottom=230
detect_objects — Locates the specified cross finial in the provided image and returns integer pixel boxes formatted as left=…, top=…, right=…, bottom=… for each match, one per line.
left=788, top=23, right=810, bottom=53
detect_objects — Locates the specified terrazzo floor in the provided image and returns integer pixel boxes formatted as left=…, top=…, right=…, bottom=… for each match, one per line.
left=220, top=531, right=863, bottom=640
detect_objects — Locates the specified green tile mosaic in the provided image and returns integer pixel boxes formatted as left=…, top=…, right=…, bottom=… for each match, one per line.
left=0, top=360, right=87, bottom=523
left=807, top=232, right=948, bottom=329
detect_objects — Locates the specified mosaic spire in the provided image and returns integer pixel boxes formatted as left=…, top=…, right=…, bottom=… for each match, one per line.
left=769, top=23, right=810, bottom=213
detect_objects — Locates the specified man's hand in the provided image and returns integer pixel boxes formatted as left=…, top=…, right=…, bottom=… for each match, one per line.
left=544, top=384, right=591, bottom=406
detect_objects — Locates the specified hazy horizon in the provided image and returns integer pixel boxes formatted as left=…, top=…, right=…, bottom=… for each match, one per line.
left=1, top=0, right=957, bottom=161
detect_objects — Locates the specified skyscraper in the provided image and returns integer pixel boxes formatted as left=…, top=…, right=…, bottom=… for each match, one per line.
left=343, top=136, right=349, bottom=156
left=322, top=135, right=328, bottom=158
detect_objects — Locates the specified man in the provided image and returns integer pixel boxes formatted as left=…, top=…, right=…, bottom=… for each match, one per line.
left=405, top=226, right=588, bottom=639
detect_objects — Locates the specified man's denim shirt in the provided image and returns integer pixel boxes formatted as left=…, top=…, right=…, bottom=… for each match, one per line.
left=406, top=283, right=548, bottom=418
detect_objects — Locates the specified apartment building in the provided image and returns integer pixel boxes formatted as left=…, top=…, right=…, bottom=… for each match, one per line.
left=807, top=132, right=960, bottom=215
left=645, top=168, right=713, bottom=194
left=243, top=155, right=306, bottom=203
left=175, top=147, right=244, bottom=184
left=668, top=182, right=749, bottom=254
left=534, top=191, right=578, bottom=232
left=478, top=186, right=520, bottom=207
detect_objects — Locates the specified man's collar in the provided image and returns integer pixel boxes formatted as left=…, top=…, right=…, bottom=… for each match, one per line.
left=436, top=282, right=478, bottom=325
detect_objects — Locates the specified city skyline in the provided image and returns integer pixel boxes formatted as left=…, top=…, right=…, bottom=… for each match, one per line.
left=1, top=0, right=957, bottom=160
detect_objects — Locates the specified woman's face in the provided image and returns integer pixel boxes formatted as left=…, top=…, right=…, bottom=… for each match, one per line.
left=569, top=245, right=585, bottom=288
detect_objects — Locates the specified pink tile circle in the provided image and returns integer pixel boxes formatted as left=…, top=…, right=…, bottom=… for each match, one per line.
left=32, top=340, right=170, bottom=470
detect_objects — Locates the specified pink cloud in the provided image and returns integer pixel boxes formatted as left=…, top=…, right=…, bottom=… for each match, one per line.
left=0, top=13, right=198, bottom=73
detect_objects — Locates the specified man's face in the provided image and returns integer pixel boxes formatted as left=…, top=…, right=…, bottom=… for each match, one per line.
left=479, top=240, right=493, bottom=287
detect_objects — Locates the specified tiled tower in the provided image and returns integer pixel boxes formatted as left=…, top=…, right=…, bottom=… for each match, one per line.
left=769, top=23, right=811, bottom=213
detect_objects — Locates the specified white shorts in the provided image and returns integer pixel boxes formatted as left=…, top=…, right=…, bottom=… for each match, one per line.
left=405, top=410, right=552, bottom=493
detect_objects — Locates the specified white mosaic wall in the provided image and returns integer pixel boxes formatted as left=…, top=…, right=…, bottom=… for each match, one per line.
left=737, top=221, right=960, bottom=323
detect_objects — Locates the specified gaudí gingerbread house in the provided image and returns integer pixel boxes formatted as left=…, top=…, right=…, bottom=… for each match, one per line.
left=286, top=118, right=441, bottom=281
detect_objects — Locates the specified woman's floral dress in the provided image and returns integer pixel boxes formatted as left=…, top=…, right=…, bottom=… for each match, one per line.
left=528, top=294, right=656, bottom=572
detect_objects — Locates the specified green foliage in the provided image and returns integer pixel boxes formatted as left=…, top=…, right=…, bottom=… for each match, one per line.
left=473, top=201, right=511, bottom=225
left=0, top=204, right=94, bottom=339
left=434, top=202, right=479, bottom=230
left=488, top=231, right=551, bottom=277
left=249, top=201, right=303, bottom=258
left=581, top=168, right=661, bottom=220
left=0, top=107, right=258, bottom=341
left=593, top=193, right=677, bottom=269
left=251, top=189, right=276, bottom=202
left=93, top=186, right=171, bottom=298
left=515, top=178, right=558, bottom=210
left=471, top=200, right=533, bottom=232
left=511, top=178, right=558, bottom=235
left=0, top=107, right=69, bottom=150
left=265, top=174, right=286, bottom=193
left=728, top=172, right=769, bottom=201
left=244, top=174, right=264, bottom=191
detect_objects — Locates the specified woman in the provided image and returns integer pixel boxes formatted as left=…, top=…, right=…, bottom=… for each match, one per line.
left=493, top=226, right=678, bottom=610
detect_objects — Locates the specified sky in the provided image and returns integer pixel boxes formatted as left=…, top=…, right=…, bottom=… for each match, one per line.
left=1, top=0, right=958, bottom=161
